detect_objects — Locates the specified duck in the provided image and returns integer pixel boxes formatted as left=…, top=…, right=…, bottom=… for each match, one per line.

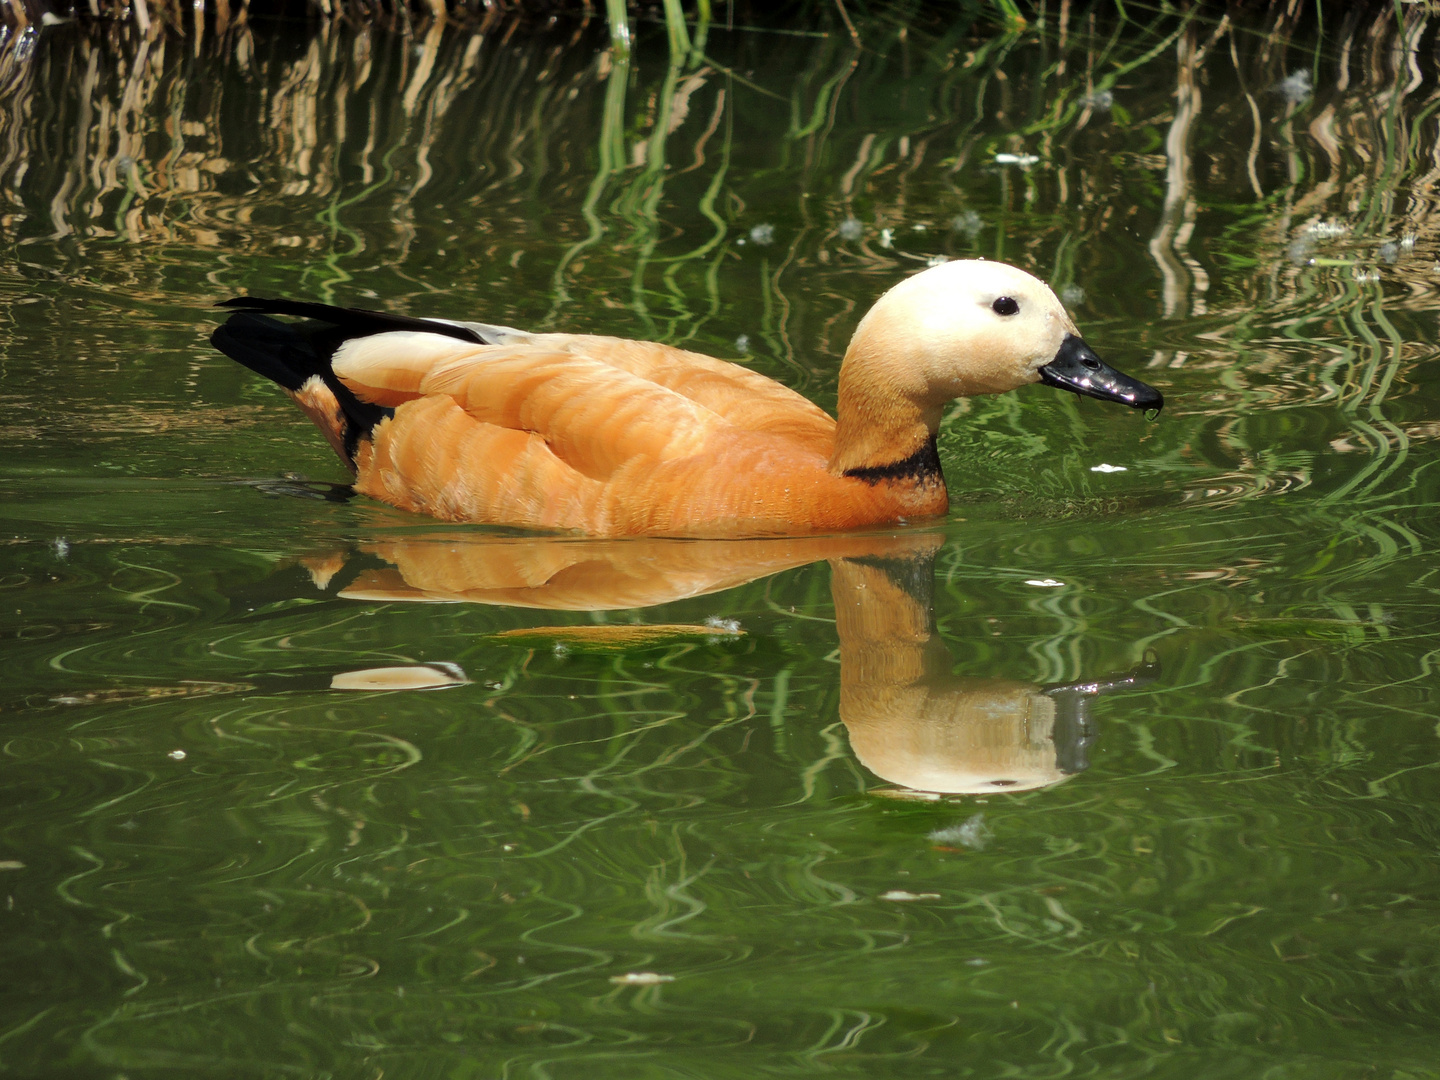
left=211, top=259, right=1162, bottom=537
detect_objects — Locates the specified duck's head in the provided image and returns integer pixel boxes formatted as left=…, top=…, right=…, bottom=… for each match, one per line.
left=845, top=259, right=1163, bottom=412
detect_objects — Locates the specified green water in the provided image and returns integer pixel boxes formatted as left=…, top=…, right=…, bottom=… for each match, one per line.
left=3, top=7, right=1439, bottom=1077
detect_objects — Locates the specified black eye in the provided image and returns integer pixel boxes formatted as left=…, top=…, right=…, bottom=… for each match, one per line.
left=992, top=296, right=1020, bottom=316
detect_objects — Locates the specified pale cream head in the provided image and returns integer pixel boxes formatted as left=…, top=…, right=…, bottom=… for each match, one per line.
left=850, top=259, right=1080, bottom=400
left=830, top=260, right=1085, bottom=474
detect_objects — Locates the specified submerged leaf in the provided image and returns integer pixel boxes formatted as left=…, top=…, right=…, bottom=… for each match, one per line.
left=330, top=664, right=469, bottom=691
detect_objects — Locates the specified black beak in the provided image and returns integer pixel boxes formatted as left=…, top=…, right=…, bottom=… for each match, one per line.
left=1039, top=335, right=1164, bottom=412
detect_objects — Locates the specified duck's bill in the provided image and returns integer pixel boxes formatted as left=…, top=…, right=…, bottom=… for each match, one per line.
left=1039, top=335, right=1164, bottom=412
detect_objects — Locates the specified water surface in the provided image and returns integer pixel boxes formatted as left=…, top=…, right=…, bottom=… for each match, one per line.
left=2, top=7, right=1438, bottom=1077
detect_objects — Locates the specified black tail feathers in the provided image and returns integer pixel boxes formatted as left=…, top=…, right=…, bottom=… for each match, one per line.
left=211, top=297, right=485, bottom=466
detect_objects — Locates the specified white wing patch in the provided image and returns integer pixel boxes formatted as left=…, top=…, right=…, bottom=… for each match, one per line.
left=333, top=332, right=491, bottom=396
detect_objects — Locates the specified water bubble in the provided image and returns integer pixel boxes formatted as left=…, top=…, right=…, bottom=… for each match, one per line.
left=1273, top=69, right=1312, bottom=103
left=748, top=223, right=775, bottom=245
left=928, top=812, right=993, bottom=851
left=611, top=972, right=674, bottom=985
left=1287, top=237, right=1315, bottom=264
left=837, top=217, right=863, bottom=241
left=950, top=210, right=984, bottom=238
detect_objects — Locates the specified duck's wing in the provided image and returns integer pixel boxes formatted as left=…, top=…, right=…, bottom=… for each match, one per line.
left=325, top=331, right=838, bottom=531
left=333, top=331, right=836, bottom=458
left=526, top=334, right=836, bottom=453
left=336, top=336, right=735, bottom=477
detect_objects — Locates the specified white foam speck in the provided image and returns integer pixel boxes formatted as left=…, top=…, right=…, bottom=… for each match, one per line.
left=928, top=812, right=993, bottom=851
left=610, top=972, right=674, bottom=985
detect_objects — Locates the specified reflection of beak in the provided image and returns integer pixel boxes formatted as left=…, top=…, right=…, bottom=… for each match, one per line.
left=1041, top=653, right=1162, bottom=775
left=1039, top=334, right=1164, bottom=412
left=1041, top=652, right=1162, bottom=699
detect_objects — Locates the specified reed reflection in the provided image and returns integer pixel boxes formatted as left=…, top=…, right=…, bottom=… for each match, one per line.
left=324, top=531, right=1156, bottom=797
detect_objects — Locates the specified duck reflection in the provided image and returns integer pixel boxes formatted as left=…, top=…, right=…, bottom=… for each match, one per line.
left=322, top=531, right=1155, bottom=796
left=832, top=550, right=1155, bottom=795
left=332, top=533, right=927, bottom=610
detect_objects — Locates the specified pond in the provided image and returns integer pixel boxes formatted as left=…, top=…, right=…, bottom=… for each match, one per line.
left=2, top=4, right=1438, bottom=1077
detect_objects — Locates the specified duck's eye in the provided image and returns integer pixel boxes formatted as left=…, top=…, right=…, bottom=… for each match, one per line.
left=992, top=297, right=1020, bottom=316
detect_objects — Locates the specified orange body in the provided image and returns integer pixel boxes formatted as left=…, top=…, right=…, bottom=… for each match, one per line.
left=328, top=334, right=948, bottom=536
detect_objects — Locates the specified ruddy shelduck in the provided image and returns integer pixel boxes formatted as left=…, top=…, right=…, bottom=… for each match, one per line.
left=211, top=260, right=1162, bottom=536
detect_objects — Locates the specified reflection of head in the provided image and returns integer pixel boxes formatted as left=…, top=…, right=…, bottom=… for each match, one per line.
left=834, top=555, right=1099, bottom=796
left=843, top=679, right=1073, bottom=794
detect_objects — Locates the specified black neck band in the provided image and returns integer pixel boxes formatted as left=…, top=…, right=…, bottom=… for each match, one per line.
left=841, top=436, right=942, bottom=486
